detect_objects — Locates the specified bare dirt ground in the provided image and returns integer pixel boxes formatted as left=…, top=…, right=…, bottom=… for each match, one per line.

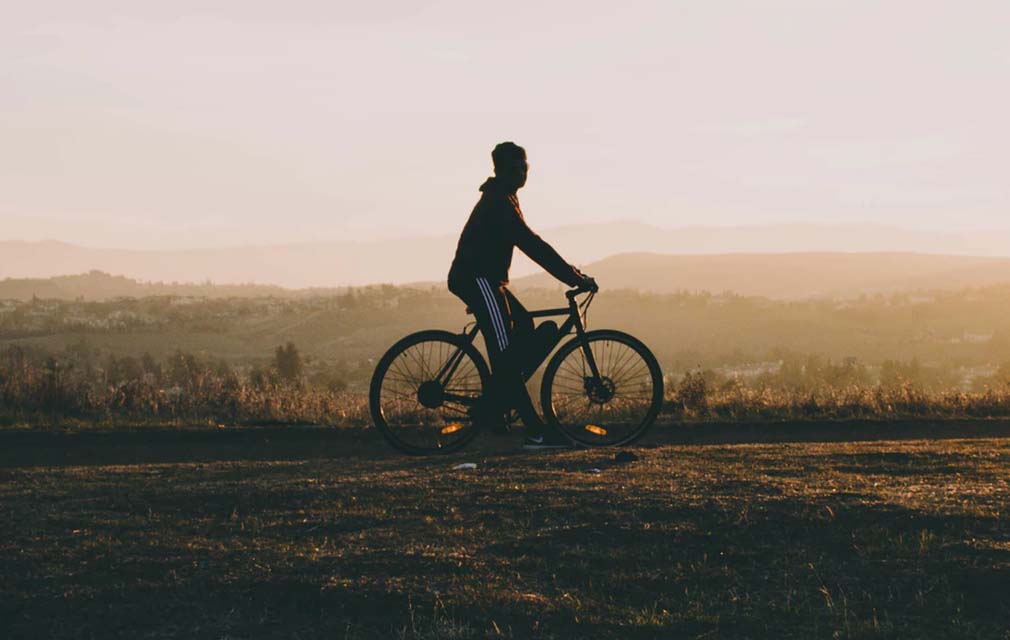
left=2, top=422, right=1009, bottom=639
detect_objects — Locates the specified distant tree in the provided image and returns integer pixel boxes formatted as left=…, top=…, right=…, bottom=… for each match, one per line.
left=64, top=339, right=96, bottom=375
left=879, top=357, right=957, bottom=391
left=880, top=358, right=923, bottom=390
left=248, top=365, right=273, bottom=388
left=309, top=359, right=349, bottom=393
left=168, top=350, right=203, bottom=390
left=274, top=342, right=303, bottom=383
left=213, top=359, right=239, bottom=389
left=105, top=354, right=142, bottom=386
left=140, top=352, right=162, bottom=383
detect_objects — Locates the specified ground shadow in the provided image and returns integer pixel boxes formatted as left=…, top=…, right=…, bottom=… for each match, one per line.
left=4, top=418, right=1010, bottom=469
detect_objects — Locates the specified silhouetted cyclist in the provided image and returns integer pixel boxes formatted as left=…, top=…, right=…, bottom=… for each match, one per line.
left=448, top=141, right=597, bottom=449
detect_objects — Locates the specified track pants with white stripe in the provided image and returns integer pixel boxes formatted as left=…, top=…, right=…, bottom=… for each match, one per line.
left=448, top=276, right=542, bottom=431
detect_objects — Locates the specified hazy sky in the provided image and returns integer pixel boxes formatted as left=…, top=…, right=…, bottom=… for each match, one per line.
left=2, top=1, right=1008, bottom=249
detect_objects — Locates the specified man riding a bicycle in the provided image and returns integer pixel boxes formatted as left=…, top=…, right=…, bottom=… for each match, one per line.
left=448, top=141, right=597, bottom=449
left=369, top=143, right=660, bottom=453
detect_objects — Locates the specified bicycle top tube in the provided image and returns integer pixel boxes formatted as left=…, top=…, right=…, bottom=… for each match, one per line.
left=528, top=286, right=594, bottom=318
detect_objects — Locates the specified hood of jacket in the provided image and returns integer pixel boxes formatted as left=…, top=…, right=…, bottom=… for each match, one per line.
left=479, top=176, right=517, bottom=196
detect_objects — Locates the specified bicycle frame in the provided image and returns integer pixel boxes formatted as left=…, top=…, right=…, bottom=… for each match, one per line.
left=432, top=290, right=601, bottom=401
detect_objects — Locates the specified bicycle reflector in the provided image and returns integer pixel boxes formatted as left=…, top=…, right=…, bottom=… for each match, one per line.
left=441, top=423, right=465, bottom=435
left=585, top=424, right=607, bottom=436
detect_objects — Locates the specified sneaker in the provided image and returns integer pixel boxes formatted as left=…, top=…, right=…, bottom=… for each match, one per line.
left=522, top=431, right=574, bottom=450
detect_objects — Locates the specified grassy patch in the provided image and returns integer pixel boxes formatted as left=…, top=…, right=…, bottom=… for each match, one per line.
left=2, top=434, right=1009, bottom=638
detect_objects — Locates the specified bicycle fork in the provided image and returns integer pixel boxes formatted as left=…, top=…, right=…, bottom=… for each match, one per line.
left=568, top=297, right=615, bottom=406
left=570, top=295, right=603, bottom=380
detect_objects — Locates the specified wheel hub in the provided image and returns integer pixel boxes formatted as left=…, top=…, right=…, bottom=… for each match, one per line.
left=416, top=380, right=445, bottom=409
left=585, top=376, right=616, bottom=404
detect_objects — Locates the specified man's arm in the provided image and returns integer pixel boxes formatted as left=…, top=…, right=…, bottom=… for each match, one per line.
left=508, top=208, right=585, bottom=287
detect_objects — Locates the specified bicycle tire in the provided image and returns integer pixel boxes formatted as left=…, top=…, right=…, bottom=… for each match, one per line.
left=369, top=330, right=490, bottom=455
left=540, top=329, right=663, bottom=447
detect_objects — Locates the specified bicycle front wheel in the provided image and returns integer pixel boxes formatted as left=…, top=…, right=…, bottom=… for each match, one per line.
left=369, top=330, right=489, bottom=455
left=541, top=330, right=664, bottom=447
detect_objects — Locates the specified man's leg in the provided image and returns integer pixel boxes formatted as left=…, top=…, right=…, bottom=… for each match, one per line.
left=448, top=277, right=519, bottom=430
left=449, top=278, right=569, bottom=448
left=487, top=284, right=571, bottom=448
left=502, top=288, right=534, bottom=349
left=501, top=288, right=572, bottom=448
left=469, top=278, right=540, bottom=428
left=498, top=288, right=546, bottom=433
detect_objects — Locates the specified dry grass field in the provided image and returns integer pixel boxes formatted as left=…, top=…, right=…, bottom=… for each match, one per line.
left=2, top=424, right=1009, bottom=639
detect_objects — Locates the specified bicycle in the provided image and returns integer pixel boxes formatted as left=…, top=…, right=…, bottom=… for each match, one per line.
left=369, top=286, right=664, bottom=454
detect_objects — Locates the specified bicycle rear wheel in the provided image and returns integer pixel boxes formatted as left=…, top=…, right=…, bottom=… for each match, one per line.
left=369, top=330, right=489, bottom=455
left=541, top=330, right=663, bottom=447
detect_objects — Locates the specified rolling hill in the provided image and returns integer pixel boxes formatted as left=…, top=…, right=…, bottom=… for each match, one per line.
left=0, top=271, right=302, bottom=301
left=8, top=252, right=1010, bottom=300
left=514, top=252, right=1010, bottom=299
left=7, top=222, right=1010, bottom=288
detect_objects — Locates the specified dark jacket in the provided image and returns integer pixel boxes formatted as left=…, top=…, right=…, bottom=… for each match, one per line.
left=448, top=177, right=583, bottom=288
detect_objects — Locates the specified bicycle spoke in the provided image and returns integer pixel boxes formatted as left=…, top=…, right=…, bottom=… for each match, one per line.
left=544, top=335, right=660, bottom=446
left=374, top=335, right=489, bottom=454
left=390, top=358, right=424, bottom=387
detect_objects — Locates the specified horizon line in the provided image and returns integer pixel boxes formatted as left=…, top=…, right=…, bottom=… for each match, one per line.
left=3, top=220, right=1008, bottom=253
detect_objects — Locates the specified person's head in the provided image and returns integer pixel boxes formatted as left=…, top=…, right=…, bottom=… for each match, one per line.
left=491, top=141, right=528, bottom=190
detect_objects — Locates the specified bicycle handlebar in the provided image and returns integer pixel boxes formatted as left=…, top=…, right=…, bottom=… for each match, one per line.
left=566, top=283, right=599, bottom=299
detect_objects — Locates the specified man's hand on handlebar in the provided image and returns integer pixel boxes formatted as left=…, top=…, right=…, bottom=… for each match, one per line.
left=566, top=273, right=598, bottom=297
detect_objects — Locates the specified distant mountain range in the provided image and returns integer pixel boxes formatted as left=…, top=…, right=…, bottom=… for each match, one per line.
left=6, top=222, right=1010, bottom=288
left=0, top=272, right=310, bottom=301
left=516, top=252, right=1010, bottom=299
left=8, top=251, right=1010, bottom=301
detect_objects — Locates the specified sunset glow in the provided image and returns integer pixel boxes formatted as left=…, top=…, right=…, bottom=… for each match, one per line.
left=3, top=1, right=1008, bottom=251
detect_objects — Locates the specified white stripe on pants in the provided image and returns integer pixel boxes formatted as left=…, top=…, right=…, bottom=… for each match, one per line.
left=476, top=277, right=509, bottom=352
